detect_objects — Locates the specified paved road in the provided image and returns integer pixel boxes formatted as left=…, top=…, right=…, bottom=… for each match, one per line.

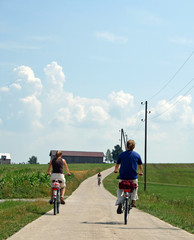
left=8, top=167, right=194, bottom=240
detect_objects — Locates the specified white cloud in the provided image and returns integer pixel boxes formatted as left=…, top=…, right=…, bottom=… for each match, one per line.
left=10, top=83, right=22, bottom=90
left=44, top=61, right=65, bottom=90
left=108, top=90, right=134, bottom=108
left=1, top=62, right=194, bottom=164
left=95, top=32, right=128, bottom=44
left=20, top=95, right=42, bottom=118
left=0, top=86, right=9, bottom=92
left=151, top=95, right=194, bottom=125
left=88, top=106, right=109, bottom=124
left=14, top=65, right=42, bottom=96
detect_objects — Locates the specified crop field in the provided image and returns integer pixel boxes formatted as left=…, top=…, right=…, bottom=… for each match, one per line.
left=0, top=163, right=113, bottom=240
left=103, top=163, right=194, bottom=234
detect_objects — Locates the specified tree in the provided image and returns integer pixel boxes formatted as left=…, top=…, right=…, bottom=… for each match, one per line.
left=28, top=156, right=38, bottom=164
left=112, top=145, right=123, bottom=162
left=105, top=149, right=113, bottom=163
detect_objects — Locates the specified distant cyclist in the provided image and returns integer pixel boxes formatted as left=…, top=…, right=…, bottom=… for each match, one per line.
left=97, top=172, right=102, bottom=185
left=47, top=151, right=71, bottom=205
left=114, top=139, right=143, bottom=213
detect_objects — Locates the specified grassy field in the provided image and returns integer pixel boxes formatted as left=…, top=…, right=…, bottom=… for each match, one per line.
left=0, top=163, right=113, bottom=240
left=103, top=163, right=194, bottom=234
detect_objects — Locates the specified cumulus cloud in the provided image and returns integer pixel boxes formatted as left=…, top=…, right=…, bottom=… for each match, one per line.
left=1, top=61, right=194, bottom=163
left=14, top=65, right=42, bottom=96
left=108, top=90, right=134, bottom=108
left=151, top=95, right=194, bottom=125
left=44, top=61, right=65, bottom=90
left=20, top=95, right=42, bottom=118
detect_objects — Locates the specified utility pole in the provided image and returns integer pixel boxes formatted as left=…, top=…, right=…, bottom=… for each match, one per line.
left=141, top=101, right=150, bottom=191
left=120, top=129, right=122, bottom=150
left=144, top=101, right=148, bottom=191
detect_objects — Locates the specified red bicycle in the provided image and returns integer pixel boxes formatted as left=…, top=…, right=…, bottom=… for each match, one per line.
left=51, top=179, right=61, bottom=215
left=118, top=180, right=137, bottom=225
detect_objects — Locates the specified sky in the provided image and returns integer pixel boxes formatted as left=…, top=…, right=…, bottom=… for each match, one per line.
left=0, top=0, right=194, bottom=164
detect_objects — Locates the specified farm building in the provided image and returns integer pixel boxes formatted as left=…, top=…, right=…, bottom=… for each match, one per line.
left=49, top=150, right=104, bottom=164
left=0, top=153, right=11, bottom=164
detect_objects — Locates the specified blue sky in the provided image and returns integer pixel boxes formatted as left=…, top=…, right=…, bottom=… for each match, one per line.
left=0, top=0, right=194, bottom=164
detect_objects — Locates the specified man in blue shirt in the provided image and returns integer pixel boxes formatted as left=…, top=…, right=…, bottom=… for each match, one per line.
left=114, top=139, right=143, bottom=213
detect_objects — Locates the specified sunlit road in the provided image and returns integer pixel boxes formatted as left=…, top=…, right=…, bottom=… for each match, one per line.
left=8, top=167, right=194, bottom=240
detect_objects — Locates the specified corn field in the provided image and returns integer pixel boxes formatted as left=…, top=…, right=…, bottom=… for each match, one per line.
left=0, top=165, right=51, bottom=199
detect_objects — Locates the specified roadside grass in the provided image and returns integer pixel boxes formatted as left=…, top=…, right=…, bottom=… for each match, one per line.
left=0, top=200, right=51, bottom=240
left=103, top=164, right=194, bottom=234
left=0, top=163, right=113, bottom=240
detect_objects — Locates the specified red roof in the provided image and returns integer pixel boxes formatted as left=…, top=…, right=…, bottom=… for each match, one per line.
left=50, top=150, right=104, bottom=158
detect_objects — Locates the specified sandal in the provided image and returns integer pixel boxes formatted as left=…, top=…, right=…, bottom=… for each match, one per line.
left=60, top=197, right=65, bottom=205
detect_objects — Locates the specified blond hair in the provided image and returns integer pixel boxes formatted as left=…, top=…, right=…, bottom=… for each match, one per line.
left=56, top=150, right=62, bottom=158
left=127, top=139, right=135, bottom=151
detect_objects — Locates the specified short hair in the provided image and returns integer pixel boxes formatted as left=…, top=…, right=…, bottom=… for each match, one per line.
left=127, top=139, right=135, bottom=151
left=56, top=151, right=62, bottom=158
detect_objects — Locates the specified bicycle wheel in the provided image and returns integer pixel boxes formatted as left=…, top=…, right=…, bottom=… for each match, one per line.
left=57, top=190, right=60, bottom=214
left=124, top=198, right=129, bottom=225
left=53, top=198, right=57, bottom=215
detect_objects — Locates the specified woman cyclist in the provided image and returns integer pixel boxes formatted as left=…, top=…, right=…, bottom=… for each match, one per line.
left=47, top=150, right=71, bottom=205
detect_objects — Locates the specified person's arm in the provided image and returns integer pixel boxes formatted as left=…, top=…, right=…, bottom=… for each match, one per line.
left=47, top=160, right=52, bottom=175
left=63, top=159, right=70, bottom=175
left=138, top=164, right=143, bottom=175
left=114, top=163, right=120, bottom=173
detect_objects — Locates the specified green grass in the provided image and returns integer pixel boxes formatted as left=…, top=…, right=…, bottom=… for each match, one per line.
left=0, top=200, right=52, bottom=240
left=103, top=164, right=194, bottom=234
left=0, top=163, right=113, bottom=199
left=0, top=163, right=114, bottom=240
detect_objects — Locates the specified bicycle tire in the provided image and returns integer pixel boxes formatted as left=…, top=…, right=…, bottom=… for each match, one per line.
left=57, top=190, right=60, bottom=214
left=53, top=199, right=57, bottom=215
left=124, top=198, right=128, bottom=225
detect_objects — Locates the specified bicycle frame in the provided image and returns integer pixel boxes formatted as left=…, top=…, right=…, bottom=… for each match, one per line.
left=123, top=189, right=132, bottom=224
left=52, top=180, right=61, bottom=215
left=98, top=177, right=101, bottom=186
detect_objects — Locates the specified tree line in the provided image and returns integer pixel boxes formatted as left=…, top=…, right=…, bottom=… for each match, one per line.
left=104, top=144, right=123, bottom=163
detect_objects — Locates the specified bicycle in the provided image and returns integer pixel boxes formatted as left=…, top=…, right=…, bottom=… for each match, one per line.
left=51, top=179, right=61, bottom=215
left=119, top=180, right=137, bottom=224
left=98, top=177, right=101, bottom=186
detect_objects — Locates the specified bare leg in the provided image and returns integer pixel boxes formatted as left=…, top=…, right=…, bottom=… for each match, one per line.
left=61, top=187, right=66, bottom=198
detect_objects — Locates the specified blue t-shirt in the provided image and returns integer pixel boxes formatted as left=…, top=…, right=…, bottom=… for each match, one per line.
left=117, top=150, right=142, bottom=180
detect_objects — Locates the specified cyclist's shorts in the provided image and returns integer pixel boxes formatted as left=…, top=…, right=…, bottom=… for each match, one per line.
left=51, top=173, right=66, bottom=188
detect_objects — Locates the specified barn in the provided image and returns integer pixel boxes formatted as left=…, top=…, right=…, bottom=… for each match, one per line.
left=49, top=150, right=104, bottom=164
left=0, top=153, right=11, bottom=164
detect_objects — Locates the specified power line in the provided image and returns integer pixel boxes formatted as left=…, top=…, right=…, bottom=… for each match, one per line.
left=150, top=85, right=194, bottom=120
left=167, top=78, right=194, bottom=102
left=148, top=51, right=194, bottom=101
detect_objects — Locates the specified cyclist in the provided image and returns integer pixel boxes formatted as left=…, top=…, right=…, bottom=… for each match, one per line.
left=97, top=172, right=102, bottom=185
left=114, top=139, right=143, bottom=214
left=47, top=150, right=71, bottom=205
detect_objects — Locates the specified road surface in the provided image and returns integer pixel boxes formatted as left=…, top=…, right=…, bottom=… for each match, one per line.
left=8, top=167, right=194, bottom=240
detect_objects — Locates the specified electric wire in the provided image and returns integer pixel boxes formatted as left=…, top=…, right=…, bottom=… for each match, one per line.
left=148, top=50, right=194, bottom=102
left=167, top=78, right=194, bottom=102
left=150, top=85, right=194, bottom=120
